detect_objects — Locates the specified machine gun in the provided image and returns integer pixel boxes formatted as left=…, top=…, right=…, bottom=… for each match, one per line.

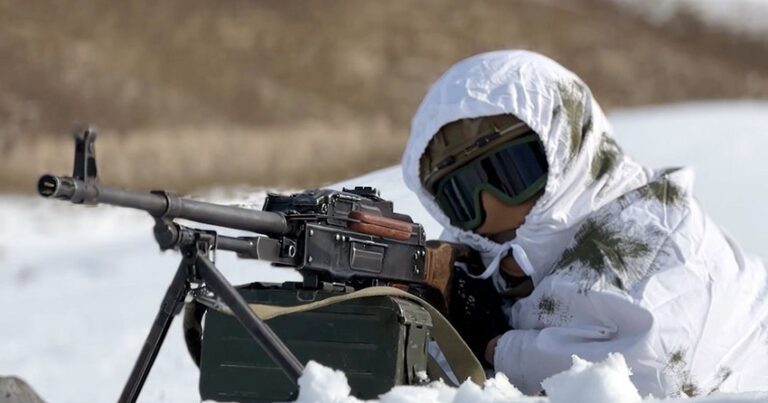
left=37, top=128, right=437, bottom=402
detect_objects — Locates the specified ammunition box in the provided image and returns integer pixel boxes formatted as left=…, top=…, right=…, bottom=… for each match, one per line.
left=199, top=285, right=432, bottom=402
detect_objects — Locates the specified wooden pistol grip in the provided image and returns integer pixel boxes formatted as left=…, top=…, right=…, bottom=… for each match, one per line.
left=424, top=241, right=457, bottom=305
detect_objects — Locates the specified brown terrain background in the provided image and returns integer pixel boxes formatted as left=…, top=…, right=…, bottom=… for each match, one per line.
left=2, top=0, right=767, bottom=194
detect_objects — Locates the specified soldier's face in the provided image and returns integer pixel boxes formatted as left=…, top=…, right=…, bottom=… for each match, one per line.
left=475, top=190, right=540, bottom=244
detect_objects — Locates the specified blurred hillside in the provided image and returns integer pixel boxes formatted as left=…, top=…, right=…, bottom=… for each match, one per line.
left=2, top=0, right=767, bottom=193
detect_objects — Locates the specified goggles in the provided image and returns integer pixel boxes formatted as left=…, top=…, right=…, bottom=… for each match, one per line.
left=431, top=133, right=548, bottom=231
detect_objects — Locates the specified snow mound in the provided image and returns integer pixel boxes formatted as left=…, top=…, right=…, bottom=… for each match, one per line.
left=294, top=355, right=768, bottom=403
left=295, top=354, right=640, bottom=403
left=294, top=360, right=530, bottom=403
left=295, top=361, right=355, bottom=403
left=541, top=354, right=640, bottom=403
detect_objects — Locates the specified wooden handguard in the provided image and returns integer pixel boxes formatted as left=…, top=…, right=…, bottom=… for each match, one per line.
left=348, top=211, right=413, bottom=241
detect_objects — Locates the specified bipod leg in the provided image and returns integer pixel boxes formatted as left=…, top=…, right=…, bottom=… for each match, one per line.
left=194, top=251, right=304, bottom=384
left=118, top=258, right=192, bottom=403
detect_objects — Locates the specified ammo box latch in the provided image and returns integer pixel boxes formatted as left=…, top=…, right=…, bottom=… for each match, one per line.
left=395, top=298, right=433, bottom=384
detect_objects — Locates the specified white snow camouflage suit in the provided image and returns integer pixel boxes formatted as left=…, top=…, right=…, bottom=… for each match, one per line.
left=401, top=50, right=768, bottom=397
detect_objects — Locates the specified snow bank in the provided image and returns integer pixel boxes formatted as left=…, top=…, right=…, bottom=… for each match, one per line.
left=541, top=354, right=640, bottom=403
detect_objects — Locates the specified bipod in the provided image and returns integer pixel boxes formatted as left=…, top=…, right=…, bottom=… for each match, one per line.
left=118, top=220, right=304, bottom=403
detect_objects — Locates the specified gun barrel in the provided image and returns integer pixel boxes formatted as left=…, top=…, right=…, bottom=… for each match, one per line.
left=38, top=174, right=289, bottom=236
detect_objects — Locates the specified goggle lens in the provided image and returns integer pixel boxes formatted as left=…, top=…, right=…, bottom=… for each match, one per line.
left=434, top=135, right=547, bottom=230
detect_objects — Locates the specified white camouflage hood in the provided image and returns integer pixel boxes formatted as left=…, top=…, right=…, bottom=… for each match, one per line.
left=402, top=50, right=652, bottom=284
left=402, top=50, right=768, bottom=396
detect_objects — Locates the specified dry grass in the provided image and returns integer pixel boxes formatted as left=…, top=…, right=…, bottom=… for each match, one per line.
left=1, top=0, right=767, bottom=193
left=5, top=119, right=404, bottom=193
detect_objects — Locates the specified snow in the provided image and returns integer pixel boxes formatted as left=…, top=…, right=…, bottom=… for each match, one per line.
left=294, top=361, right=354, bottom=403
left=540, top=354, right=640, bottom=403
left=292, top=354, right=767, bottom=403
left=293, top=360, right=530, bottom=403
left=1, top=101, right=767, bottom=402
left=609, top=0, right=768, bottom=41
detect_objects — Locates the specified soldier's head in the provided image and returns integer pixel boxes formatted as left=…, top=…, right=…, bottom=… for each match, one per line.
left=419, top=113, right=548, bottom=243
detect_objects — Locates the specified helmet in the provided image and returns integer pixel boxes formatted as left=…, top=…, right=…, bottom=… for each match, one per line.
left=419, top=114, right=548, bottom=230
left=419, top=114, right=534, bottom=192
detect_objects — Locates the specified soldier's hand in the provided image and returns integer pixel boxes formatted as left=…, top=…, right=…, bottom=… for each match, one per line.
left=485, top=335, right=501, bottom=366
left=500, top=255, right=526, bottom=277
left=499, top=255, right=535, bottom=299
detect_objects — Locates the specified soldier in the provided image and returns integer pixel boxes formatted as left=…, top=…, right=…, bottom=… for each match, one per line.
left=401, top=50, right=768, bottom=397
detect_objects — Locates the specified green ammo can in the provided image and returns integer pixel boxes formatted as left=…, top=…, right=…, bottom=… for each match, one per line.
left=198, top=284, right=433, bottom=402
